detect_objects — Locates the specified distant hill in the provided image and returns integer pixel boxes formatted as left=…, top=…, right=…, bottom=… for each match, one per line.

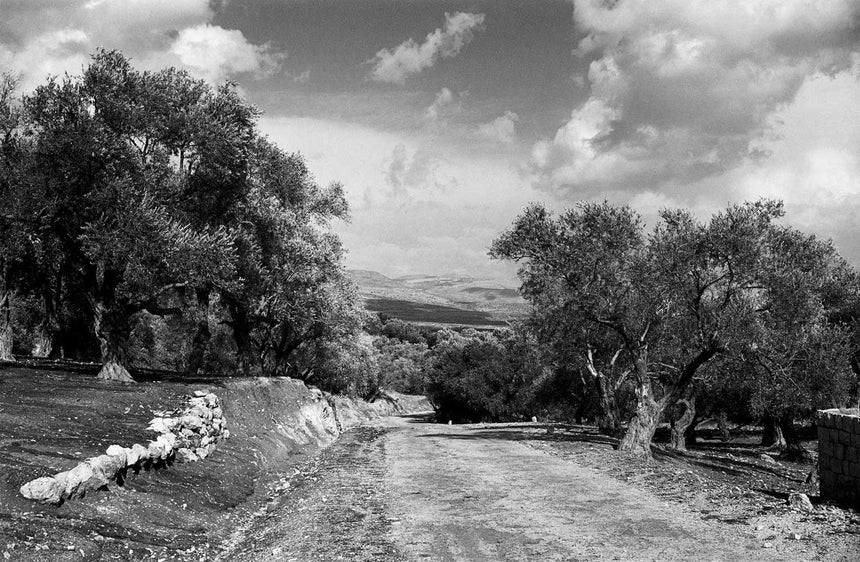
left=348, top=269, right=527, bottom=328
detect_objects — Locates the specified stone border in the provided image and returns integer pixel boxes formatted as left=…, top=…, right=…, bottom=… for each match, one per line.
left=19, top=390, right=228, bottom=505
left=817, top=408, right=860, bottom=508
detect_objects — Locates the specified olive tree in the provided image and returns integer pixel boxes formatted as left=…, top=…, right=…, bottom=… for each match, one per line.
left=492, top=199, right=842, bottom=456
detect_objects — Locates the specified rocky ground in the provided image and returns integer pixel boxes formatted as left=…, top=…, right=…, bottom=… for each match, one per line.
left=517, top=423, right=860, bottom=559
left=222, top=416, right=859, bottom=561
left=0, top=365, right=423, bottom=561
left=3, top=365, right=858, bottom=561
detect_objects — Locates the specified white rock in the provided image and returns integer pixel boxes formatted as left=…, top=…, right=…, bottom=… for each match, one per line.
left=181, top=414, right=204, bottom=430
left=193, top=390, right=208, bottom=397
left=127, top=443, right=148, bottom=466
left=177, top=448, right=199, bottom=462
left=147, top=417, right=177, bottom=434
left=106, top=444, right=127, bottom=456
left=20, top=477, right=64, bottom=504
left=155, top=432, right=177, bottom=451
left=147, top=441, right=166, bottom=460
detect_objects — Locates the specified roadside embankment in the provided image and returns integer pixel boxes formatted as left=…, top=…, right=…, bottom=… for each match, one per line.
left=0, top=367, right=430, bottom=560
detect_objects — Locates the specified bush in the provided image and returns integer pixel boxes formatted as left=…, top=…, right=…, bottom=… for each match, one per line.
left=375, top=337, right=429, bottom=394
left=425, top=329, right=548, bottom=423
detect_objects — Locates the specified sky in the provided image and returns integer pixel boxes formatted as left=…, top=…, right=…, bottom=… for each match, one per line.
left=1, top=0, right=859, bottom=285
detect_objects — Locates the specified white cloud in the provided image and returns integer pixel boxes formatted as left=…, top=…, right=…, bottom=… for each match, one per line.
left=531, top=0, right=860, bottom=195
left=369, top=12, right=486, bottom=85
left=385, top=144, right=455, bottom=198
left=0, top=29, right=90, bottom=91
left=424, top=87, right=455, bottom=122
left=0, top=1, right=281, bottom=92
left=169, top=24, right=281, bottom=84
left=477, top=111, right=519, bottom=144
left=258, top=115, right=543, bottom=283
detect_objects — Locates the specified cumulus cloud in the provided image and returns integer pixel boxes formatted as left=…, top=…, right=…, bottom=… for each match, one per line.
left=0, top=29, right=90, bottom=91
left=530, top=0, right=860, bottom=195
left=369, top=12, right=486, bottom=84
left=0, top=0, right=281, bottom=92
left=169, top=24, right=281, bottom=84
left=385, top=143, right=455, bottom=197
left=424, top=87, right=457, bottom=122
left=477, top=110, right=519, bottom=144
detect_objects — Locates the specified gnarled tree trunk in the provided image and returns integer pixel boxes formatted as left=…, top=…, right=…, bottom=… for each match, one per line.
left=761, top=412, right=785, bottom=444
left=595, top=372, right=621, bottom=436
left=619, top=355, right=661, bottom=455
left=670, top=395, right=696, bottom=451
left=229, top=301, right=259, bottom=377
left=92, top=298, right=134, bottom=383
left=585, top=347, right=623, bottom=436
left=777, top=415, right=812, bottom=462
left=185, top=287, right=211, bottom=376
left=0, top=289, right=13, bottom=362
left=717, top=411, right=732, bottom=442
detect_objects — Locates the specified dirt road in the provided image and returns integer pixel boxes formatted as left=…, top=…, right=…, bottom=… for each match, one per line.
left=224, top=415, right=786, bottom=561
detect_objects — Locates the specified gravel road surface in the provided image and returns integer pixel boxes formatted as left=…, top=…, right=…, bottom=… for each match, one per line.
left=224, top=415, right=785, bottom=561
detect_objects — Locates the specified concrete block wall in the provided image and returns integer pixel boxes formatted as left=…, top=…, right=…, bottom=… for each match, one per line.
left=817, top=408, right=860, bottom=508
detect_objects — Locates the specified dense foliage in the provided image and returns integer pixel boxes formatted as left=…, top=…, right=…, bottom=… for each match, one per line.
left=0, top=52, right=365, bottom=390
left=491, top=200, right=860, bottom=457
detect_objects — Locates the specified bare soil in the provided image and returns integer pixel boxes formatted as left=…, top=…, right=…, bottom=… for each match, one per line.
left=0, top=365, right=328, bottom=561
left=4, top=365, right=858, bottom=561
left=223, top=416, right=860, bottom=561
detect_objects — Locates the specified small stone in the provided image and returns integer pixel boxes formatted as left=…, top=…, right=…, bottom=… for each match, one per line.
left=789, top=533, right=801, bottom=540
left=193, top=390, right=208, bottom=397
left=531, top=416, right=538, bottom=423
left=106, top=444, right=127, bottom=456
left=147, top=417, right=177, bottom=434
left=759, top=454, right=778, bottom=464
left=127, top=443, right=148, bottom=466
left=147, top=441, right=166, bottom=460
left=181, top=415, right=204, bottom=430
left=788, top=492, right=814, bottom=512
left=177, top=448, right=199, bottom=462
left=19, top=477, right=63, bottom=505
left=762, top=542, right=773, bottom=549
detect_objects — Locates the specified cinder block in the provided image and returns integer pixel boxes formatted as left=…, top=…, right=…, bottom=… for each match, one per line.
left=836, top=443, right=846, bottom=461
left=820, top=440, right=834, bottom=458
left=840, top=430, right=853, bottom=446
left=830, top=427, right=844, bottom=443
left=852, top=433, right=860, bottom=448
left=820, top=470, right=836, bottom=494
